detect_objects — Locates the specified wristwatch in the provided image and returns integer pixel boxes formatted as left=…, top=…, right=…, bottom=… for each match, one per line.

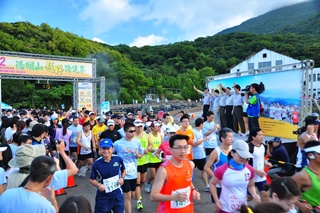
left=192, top=188, right=198, bottom=192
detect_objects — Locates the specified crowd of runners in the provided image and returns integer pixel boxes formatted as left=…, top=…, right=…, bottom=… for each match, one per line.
left=0, top=101, right=319, bottom=213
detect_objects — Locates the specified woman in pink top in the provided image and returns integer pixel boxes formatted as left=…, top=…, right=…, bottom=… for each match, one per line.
left=210, top=140, right=260, bottom=213
left=155, top=126, right=177, bottom=161
left=55, top=118, right=72, bottom=169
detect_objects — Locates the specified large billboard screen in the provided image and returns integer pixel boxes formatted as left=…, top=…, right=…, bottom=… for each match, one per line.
left=0, top=55, right=93, bottom=78
left=208, top=70, right=302, bottom=139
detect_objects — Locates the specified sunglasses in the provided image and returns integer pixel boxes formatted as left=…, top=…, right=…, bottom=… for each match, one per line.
left=127, top=130, right=136, bottom=133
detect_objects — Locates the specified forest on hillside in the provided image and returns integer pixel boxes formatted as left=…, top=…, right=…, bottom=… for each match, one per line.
left=0, top=22, right=320, bottom=109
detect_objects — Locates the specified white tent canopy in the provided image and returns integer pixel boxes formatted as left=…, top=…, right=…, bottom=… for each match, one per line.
left=1, top=102, right=12, bottom=110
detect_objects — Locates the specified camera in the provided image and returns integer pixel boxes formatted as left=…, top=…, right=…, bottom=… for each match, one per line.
left=46, top=139, right=64, bottom=152
left=293, top=127, right=303, bottom=136
left=265, top=140, right=273, bottom=145
left=241, top=85, right=250, bottom=92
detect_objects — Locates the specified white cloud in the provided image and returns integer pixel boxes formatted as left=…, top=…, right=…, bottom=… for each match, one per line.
left=92, top=37, right=107, bottom=44
left=143, top=0, right=308, bottom=41
left=79, top=0, right=309, bottom=43
left=80, top=0, right=145, bottom=34
left=129, top=34, right=165, bottom=47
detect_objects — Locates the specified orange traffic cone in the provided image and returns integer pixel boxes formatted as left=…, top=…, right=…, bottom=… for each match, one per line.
left=66, top=172, right=77, bottom=188
left=55, top=188, right=67, bottom=196
left=191, top=113, right=195, bottom=119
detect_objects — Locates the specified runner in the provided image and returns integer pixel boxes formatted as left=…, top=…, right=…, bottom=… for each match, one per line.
left=155, top=126, right=177, bottom=161
left=150, top=134, right=201, bottom=212
left=247, top=127, right=273, bottom=202
left=134, top=119, right=153, bottom=210
left=113, top=122, right=143, bottom=213
left=264, top=177, right=301, bottom=213
left=176, top=115, right=194, bottom=161
left=145, top=121, right=163, bottom=193
left=202, top=111, right=220, bottom=156
left=204, top=127, right=233, bottom=201
left=210, top=140, right=260, bottom=213
left=192, top=118, right=210, bottom=191
left=68, top=117, right=83, bottom=163
left=292, top=140, right=320, bottom=213
left=76, top=121, right=94, bottom=177
left=92, top=117, right=107, bottom=156
left=89, top=138, right=126, bottom=213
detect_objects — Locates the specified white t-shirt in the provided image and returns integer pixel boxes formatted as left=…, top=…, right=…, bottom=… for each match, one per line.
left=214, top=163, right=255, bottom=213
left=0, top=167, right=6, bottom=185
left=79, top=130, right=92, bottom=155
left=252, top=145, right=266, bottom=182
left=202, top=121, right=218, bottom=149
left=192, top=128, right=206, bottom=159
left=0, top=187, right=55, bottom=213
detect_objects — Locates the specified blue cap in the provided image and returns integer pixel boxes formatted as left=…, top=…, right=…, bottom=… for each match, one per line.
left=100, top=138, right=113, bottom=148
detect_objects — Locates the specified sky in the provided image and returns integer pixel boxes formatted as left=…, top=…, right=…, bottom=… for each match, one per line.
left=0, top=0, right=309, bottom=47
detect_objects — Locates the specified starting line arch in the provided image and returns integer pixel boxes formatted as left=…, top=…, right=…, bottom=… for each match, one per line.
left=0, top=50, right=105, bottom=112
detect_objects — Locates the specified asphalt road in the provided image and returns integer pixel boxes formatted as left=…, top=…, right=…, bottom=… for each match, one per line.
left=56, top=168, right=215, bottom=212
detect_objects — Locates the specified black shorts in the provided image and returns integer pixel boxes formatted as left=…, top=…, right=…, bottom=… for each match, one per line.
left=78, top=152, right=94, bottom=161
left=205, top=148, right=215, bottom=156
left=122, top=179, right=137, bottom=193
left=70, top=147, right=78, bottom=153
left=243, top=112, right=248, bottom=117
left=138, top=164, right=148, bottom=173
left=148, top=162, right=162, bottom=169
left=192, top=158, right=206, bottom=171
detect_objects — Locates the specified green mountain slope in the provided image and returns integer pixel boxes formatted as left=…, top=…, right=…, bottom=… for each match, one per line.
left=217, top=0, right=320, bottom=36
left=1, top=21, right=320, bottom=108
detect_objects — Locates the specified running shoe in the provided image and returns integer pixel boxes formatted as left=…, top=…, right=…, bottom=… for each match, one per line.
left=144, top=183, right=151, bottom=193
left=137, top=201, right=143, bottom=210
left=204, top=184, right=210, bottom=192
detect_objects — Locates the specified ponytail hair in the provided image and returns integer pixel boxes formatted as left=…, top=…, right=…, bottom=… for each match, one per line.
left=251, top=82, right=265, bottom=94
left=240, top=203, right=286, bottom=213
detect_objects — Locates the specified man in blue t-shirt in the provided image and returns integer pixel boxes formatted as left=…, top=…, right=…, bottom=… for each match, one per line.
left=266, top=137, right=290, bottom=178
left=90, top=138, right=126, bottom=213
left=68, top=117, right=83, bottom=163
left=0, top=156, right=57, bottom=213
left=113, top=122, right=142, bottom=213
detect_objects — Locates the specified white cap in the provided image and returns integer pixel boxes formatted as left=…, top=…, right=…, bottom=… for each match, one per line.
left=0, top=146, right=8, bottom=152
left=134, top=119, right=143, bottom=127
left=167, top=126, right=177, bottom=133
left=232, top=140, right=253, bottom=158
left=107, top=119, right=115, bottom=126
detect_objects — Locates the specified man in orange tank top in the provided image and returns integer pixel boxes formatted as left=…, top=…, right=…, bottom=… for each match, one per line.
left=176, top=115, right=194, bottom=160
left=150, top=134, right=200, bottom=213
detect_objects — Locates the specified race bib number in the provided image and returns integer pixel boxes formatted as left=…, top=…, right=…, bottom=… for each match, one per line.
left=170, top=186, right=191, bottom=209
left=125, top=162, right=137, bottom=176
left=228, top=194, right=246, bottom=211
left=103, top=175, right=120, bottom=193
left=187, top=145, right=191, bottom=154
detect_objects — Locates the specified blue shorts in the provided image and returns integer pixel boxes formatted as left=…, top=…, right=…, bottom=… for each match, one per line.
left=247, top=180, right=268, bottom=195
left=95, top=192, right=124, bottom=213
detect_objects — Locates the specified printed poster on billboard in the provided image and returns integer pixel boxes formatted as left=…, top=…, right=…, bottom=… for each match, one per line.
left=208, top=70, right=302, bottom=139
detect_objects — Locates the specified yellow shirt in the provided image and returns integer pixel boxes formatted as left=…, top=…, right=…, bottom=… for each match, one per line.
left=92, top=124, right=107, bottom=146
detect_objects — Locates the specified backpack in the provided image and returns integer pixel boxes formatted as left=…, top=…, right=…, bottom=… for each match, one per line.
left=248, top=142, right=267, bottom=166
